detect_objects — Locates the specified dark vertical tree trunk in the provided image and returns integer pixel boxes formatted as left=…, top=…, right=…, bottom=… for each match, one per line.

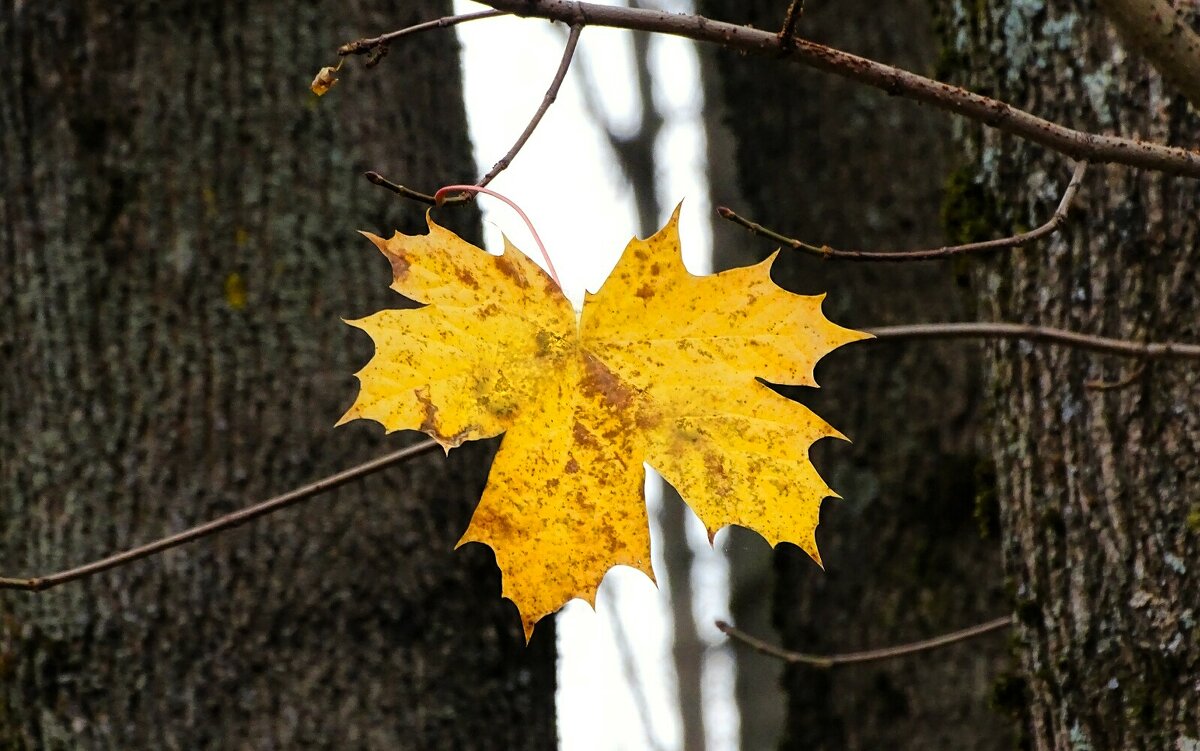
left=0, top=2, right=556, bottom=748
left=937, top=2, right=1200, bottom=748
left=698, top=0, right=1013, bottom=748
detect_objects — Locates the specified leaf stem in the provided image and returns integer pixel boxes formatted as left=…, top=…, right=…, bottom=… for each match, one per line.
left=433, top=184, right=562, bottom=290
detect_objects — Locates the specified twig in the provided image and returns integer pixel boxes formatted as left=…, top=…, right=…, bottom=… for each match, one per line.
left=365, top=24, right=583, bottom=205
left=338, top=9, right=508, bottom=56
left=364, top=171, right=469, bottom=206
left=1084, top=363, right=1147, bottom=391
left=716, top=616, right=1011, bottom=668
left=477, top=24, right=584, bottom=188
left=478, top=0, right=1200, bottom=178
left=868, top=323, right=1200, bottom=360
left=719, top=162, right=1088, bottom=261
left=0, top=439, right=441, bottom=593
left=778, top=0, right=804, bottom=48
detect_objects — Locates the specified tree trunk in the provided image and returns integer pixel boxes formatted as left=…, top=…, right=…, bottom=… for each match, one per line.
left=937, top=2, right=1200, bottom=748
left=698, top=0, right=1014, bottom=748
left=0, top=2, right=555, bottom=748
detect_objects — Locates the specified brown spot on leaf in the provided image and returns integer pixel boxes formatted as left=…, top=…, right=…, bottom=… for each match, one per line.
left=565, top=458, right=581, bottom=474
left=598, top=522, right=621, bottom=554
left=580, top=352, right=635, bottom=413
left=476, top=504, right=518, bottom=541
left=636, top=283, right=655, bottom=299
left=415, top=386, right=440, bottom=434
left=456, top=266, right=480, bottom=289
left=383, top=248, right=410, bottom=282
left=705, top=451, right=725, bottom=480
left=573, top=420, right=600, bottom=449
left=494, top=254, right=530, bottom=289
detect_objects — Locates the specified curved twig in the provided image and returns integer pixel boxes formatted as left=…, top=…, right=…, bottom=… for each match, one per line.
left=338, top=9, right=508, bottom=56
left=365, top=171, right=464, bottom=205
left=477, top=24, right=584, bottom=188
left=365, top=24, right=584, bottom=205
left=0, top=440, right=441, bottom=593
left=778, top=0, right=805, bottom=49
left=1084, top=363, right=1148, bottom=391
left=716, top=616, right=1011, bottom=668
left=478, top=0, right=1200, bottom=178
left=869, top=322, right=1200, bottom=360
left=720, top=162, right=1087, bottom=261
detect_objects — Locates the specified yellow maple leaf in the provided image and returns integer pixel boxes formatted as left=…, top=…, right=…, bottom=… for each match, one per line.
left=340, top=207, right=869, bottom=639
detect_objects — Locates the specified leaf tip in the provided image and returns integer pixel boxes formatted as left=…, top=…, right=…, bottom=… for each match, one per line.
left=811, top=550, right=826, bottom=572
left=333, top=406, right=358, bottom=428
left=522, top=615, right=538, bottom=644
left=358, top=230, right=388, bottom=252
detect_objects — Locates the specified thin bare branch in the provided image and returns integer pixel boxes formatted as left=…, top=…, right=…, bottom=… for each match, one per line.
left=716, top=616, right=1011, bottom=668
left=778, top=0, right=805, bottom=48
left=1084, top=363, right=1147, bottom=391
left=366, top=24, right=583, bottom=205
left=364, top=171, right=472, bottom=206
left=365, top=172, right=437, bottom=205
left=478, top=0, right=1200, bottom=177
left=719, top=162, right=1087, bottom=261
left=476, top=24, right=583, bottom=188
left=338, top=9, right=508, bottom=56
left=869, top=322, right=1200, bottom=360
left=563, top=26, right=621, bottom=143
left=0, top=439, right=441, bottom=593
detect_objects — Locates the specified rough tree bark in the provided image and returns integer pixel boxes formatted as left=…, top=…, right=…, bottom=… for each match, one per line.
left=0, top=2, right=556, bottom=749
left=699, top=0, right=1013, bottom=748
left=937, top=2, right=1200, bottom=748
